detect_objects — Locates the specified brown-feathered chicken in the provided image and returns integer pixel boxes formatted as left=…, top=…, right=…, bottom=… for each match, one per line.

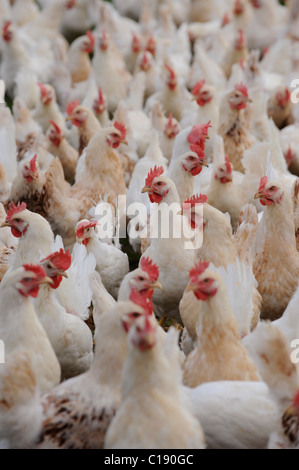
left=182, top=261, right=260, bottom=388
left=218, top=83, right=255, bottom=173
left=44, top=123, right=127, bottom=245
left=267, top=86, right=294, bottom=129
left=46, top=120, right=78, bottom=183
left=253, top=176, right=299, bottom=320
left=9, top=153, right=51, bottom=218
left=65, top=101, right=101, bottom=156
left=67, top=30, right=95, bottom=84
left=222, top=29, right=249, bottom=79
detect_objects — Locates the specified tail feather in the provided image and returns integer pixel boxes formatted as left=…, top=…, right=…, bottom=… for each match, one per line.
left=56, top=243, right=96, bottom=321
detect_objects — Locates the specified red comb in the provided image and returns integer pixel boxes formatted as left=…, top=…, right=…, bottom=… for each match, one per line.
left=258, top=176, right=268, bottom=192
left=165, top=64, right=176, bottom=80
left=49, top=120, right=62, bottom=134
left=276, top=88, right=291, bottom=107
left=37, top=82, right=47, bottom=98
left=221, top=12, right=230, bottom=27
left=30, top=154, right=38, bottom=173
left=23, top=264, right=46, bottom=281
left=6, top=202, right=27, bottom=221
left=234, top=0, right=244, bottom=15
left=76, top=220, right=98, bottom=238
left=235, top=29, right=245, bottom=49
left=189, top=261, right=210, bottom=282
left=3, top=21, right=11, bottom=34
left=132, top=33, right=141, bottom=53
left=145, top=166, right=164, bottom=187
left=146, top=35, right=156, bottom=55
left=235, top=82, right=248, bottom=97
left=190, top=143, right=205, bottom=160
left=293, top=389, right=299, bottom=408
left=285, top=146, right=295, bottom=165
left=183, top=194, right=207, bottom=209
left=225, top=155, right=232, bottom=174
left=129, top=288, right=153, bottom=316
left=140, top=257, right=159, bottom=281
left=114, top=121, right=126, bottom=141
left=192, top=80, right=205, bottom=97
left=98, top=87, right=105, bottom=105
left=188, top=122, right=211, bottom=147
left=41, top=249, right=71, bottom=272
left=86, top=30, right=95, bottom=49
left=67, top=100, right=80, bottom=115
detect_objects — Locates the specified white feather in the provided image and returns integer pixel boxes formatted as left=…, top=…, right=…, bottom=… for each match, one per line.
left=56, top=243, right=96, bottom=321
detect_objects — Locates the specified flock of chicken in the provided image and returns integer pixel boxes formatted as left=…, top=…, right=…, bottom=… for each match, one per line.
left=0, top=0, right=299, bottom=450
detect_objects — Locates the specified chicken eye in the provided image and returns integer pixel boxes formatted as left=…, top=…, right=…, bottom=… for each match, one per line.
left=156, top=182, right=162, bottom=186
left=112, top=133, right=118, bottom=138
left=23, top=277, right=32, bottom=282
left=188, top=156, right=195, bottom=161
left=137, top=276, right=145, bottom=281
left=203, top=278, right=210, bottom=283
left=269, top=186, right=276, bottom=191
left=131, top=312, right=141, bottom=318
left=14, top=218, right=21, bottom=223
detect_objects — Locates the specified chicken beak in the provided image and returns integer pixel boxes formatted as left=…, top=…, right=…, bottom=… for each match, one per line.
left=65, top=115, right=74, bottom=122
left=121, top=139, right=128, bottom=145
left=149, top=280, right=162, bottom=290
left=254, top=191, right=263, bottom=200
left=39, top=276, right=54, bottom=286
left=1, top=221, right=10, bottom=228
left=60, top=271, right=68, bottom=278
left=191, top=96, right=197, bottom=102
left=185, top=283, right=197, bottom=292
left=201, top=160, right=209, bottom=167
left=141, top=186, right=152, bottom=194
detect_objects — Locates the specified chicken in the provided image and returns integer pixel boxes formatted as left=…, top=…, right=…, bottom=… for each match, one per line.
left=282, top=145, right=299, bottom=178
left=105, top=315, right=206, bottom=449
left=92, top=30, right=132, bottom=114
left=218, top=83, right=255, bottom=173
left=182, top=261, right=260, bottom=388
left=185, top=380, right=278, bottom=449
left=252, top=176, right=299, bottom=320
left=92, top=87, right=109, bottom=128
left=0, top=264, right=61, bottom=394
left=1, top=202, right=54, bottom=270
left=31, top=82, right=66, bottom=135
left=267, top=85, right=294, bottom=129
left=9, top=155, right=47, bottom=216
left=43, top=123, right=127, bottom=246
left=0, top=351, right=44, bottom=449
left=180, top=80, right=219, bottom=134
left=167, top=145, right=209, bottom=204
left=207, top=155, right=245, bottom=231
left=65, top=101, right=101, bottom=156
left=145, top=64, right=189, bottom=121
left=151, top=104, right=181, bottom=162
left=67, top=30, right=94, bottom=84
left=243, top=321, right=299, bottom=448
left=75, top=219, right=129, bottom=299
left=46, top=120, right=78, bottom=183
left=35, top=248, right=93, bottom=380
left=222, top=29, right=249, bottom=79
left=35, top=301, right=146, bottom=449
left=140, top=167, right=197, bottom=321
